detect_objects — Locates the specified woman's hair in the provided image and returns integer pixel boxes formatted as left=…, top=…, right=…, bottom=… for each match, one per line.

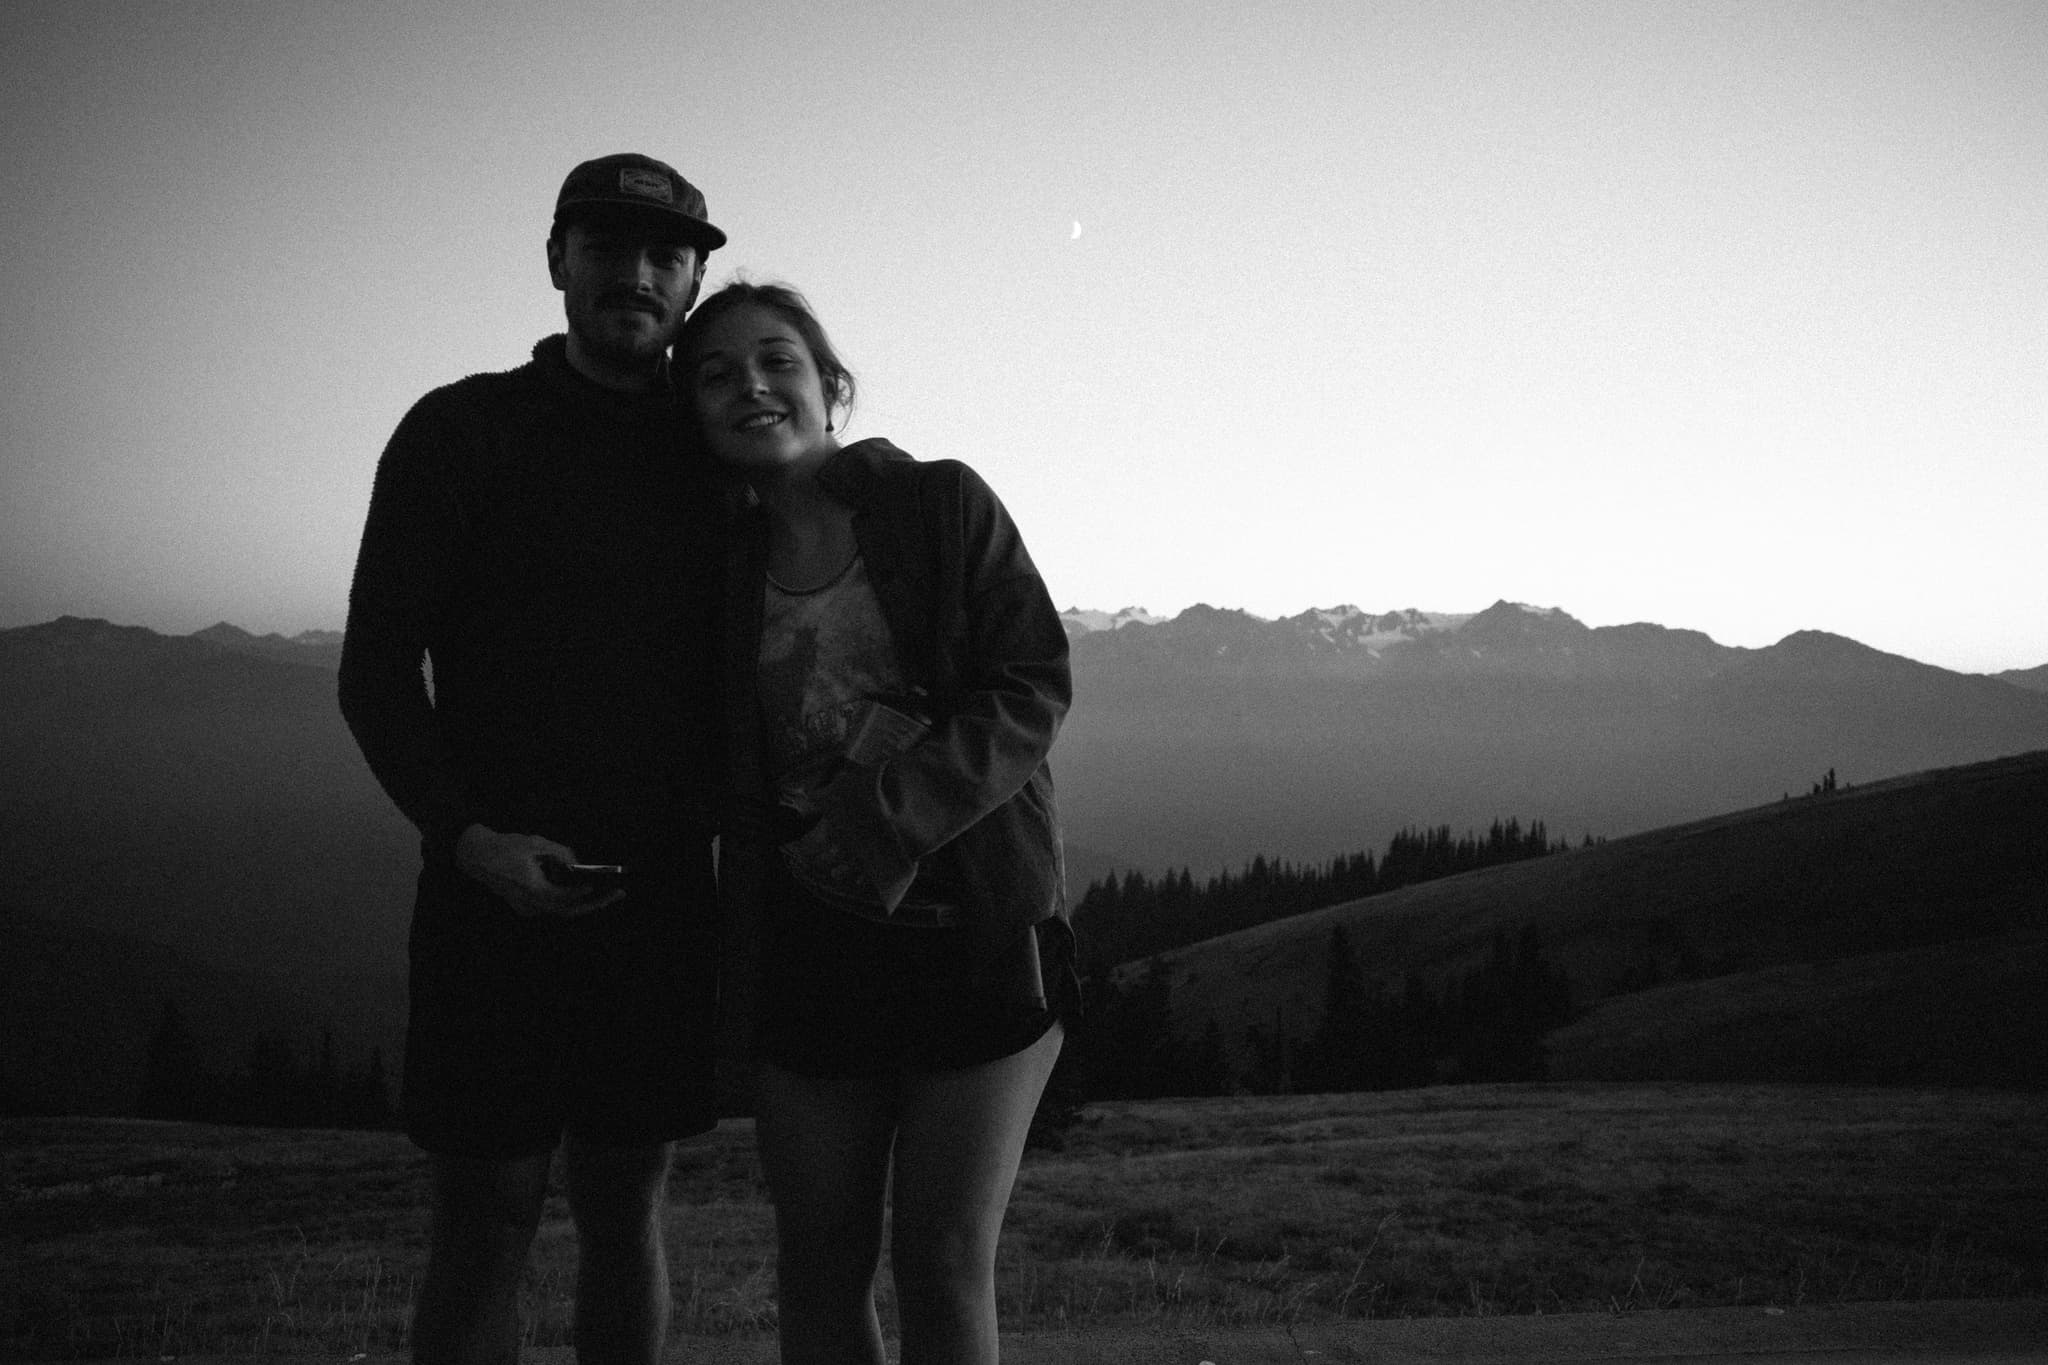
left=678, top=278, right=856, bottom=428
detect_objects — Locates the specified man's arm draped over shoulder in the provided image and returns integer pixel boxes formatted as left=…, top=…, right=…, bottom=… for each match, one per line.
left=338, top=395, right=490, bottom=861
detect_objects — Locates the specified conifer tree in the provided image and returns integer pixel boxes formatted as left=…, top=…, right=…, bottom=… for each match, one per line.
left=137, top=1000, right=211, bottom=1121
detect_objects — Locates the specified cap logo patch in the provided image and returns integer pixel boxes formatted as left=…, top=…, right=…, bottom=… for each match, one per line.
left=618, top=168, right=674, bottom=204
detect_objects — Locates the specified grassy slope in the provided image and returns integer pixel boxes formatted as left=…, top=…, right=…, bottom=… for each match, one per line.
left=7, top=1085, right=2044, bottom=1356
left=1546, top=933, right=2048, bottom=1086
left=1136, top=750, right=2048, bottom=1085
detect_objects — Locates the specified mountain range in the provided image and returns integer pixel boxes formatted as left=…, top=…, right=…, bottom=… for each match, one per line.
left=1052, top=600, right=2048, bottom=876
left=1066, top=600, right=2048, bottom=691
left=1064, top=598, right=2048, bottom=686
left=4, top=604, right=2047, bottom=1114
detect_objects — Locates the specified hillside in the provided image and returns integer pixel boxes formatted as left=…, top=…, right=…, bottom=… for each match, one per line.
left=1544, top=932, right=2048, bottom=1086
left=1129, top=749, right=2048, bottom=1089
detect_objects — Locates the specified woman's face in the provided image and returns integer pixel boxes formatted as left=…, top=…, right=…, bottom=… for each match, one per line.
left=688, top=303, right=835, bottom=476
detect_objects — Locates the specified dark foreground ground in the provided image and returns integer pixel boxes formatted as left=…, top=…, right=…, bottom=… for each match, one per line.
left=9, top=1086, right=2045, bottom=1357
left=39, top=1298, right=2048, bottom=1364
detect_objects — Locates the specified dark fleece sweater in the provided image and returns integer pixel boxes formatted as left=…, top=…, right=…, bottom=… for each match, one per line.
left=339, top=335, right=721, bottom=867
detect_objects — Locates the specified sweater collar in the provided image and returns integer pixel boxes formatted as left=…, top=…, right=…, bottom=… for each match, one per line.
left=529, top=333, right=677, bottom=422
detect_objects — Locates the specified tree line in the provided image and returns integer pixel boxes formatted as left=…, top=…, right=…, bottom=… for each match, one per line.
left=135, top=1001, right=395, bottom=1130
left=117, top=814, right=1582, bottom=1135
left=1032, top=922, right=1578, bottom=1145
left=1029, top=816, right=1591, bottom=1144
left=1072, top=817, right=1576, bottom=974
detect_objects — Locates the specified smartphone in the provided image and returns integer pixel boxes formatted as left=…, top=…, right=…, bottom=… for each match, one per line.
left=542, top=858, right=627, bottom=889
left=845, top=695, right=933, bottom=767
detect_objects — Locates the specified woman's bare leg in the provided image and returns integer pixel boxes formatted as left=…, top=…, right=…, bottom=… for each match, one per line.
left=753, top=1062, right=896, bottom=1365
left=888, top=1024, right=1063, bottom=1365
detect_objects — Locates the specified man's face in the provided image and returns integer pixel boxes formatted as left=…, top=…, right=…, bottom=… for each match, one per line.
left=548, top=213, right=703, bottom=373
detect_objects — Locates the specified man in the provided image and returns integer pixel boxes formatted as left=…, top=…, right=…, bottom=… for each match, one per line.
left=339, top=152, right=726, bottom=1363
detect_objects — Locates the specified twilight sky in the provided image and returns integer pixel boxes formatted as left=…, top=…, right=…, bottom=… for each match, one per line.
left=3, top=0, right=2044, bottom=672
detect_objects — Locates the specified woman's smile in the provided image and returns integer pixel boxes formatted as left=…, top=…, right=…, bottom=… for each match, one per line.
left=688, top=303, right=837, bottom=474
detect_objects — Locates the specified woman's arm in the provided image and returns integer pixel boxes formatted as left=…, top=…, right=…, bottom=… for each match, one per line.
left=810, top=462, right=1070, bottom=909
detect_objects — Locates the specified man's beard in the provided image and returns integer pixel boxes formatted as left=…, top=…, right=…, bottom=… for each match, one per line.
left=572, top=305, right=676, bottom=367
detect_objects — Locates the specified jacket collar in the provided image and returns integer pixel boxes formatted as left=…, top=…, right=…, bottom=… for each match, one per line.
left=722, top=436, right=915, bottom=522
left=814, top=437, right=915, bottom=509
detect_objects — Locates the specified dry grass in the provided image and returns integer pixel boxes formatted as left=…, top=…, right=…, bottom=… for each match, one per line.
left=6, top=1082, right=2045, bottom=1357
left=1003, top=1084, right=2047, bottom=1325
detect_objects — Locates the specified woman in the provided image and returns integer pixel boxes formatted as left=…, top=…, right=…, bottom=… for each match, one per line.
left=681, top=280, right=1077, bottom=1365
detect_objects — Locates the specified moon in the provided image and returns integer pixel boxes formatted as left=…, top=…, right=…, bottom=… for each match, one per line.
left=1070, top=220, right=1082, bottom=240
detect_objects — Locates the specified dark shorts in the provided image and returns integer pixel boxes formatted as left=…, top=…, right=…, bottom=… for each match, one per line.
left=403, top=856, right=720, bottom=1159
left=756, top=880, right=1078, bottom=1079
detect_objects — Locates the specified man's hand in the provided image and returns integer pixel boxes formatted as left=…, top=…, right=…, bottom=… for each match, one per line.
left=455, top=824, right=623, bottom=918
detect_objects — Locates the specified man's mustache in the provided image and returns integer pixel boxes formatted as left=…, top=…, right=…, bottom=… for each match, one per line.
left=595, top=289, right=662, bottom=313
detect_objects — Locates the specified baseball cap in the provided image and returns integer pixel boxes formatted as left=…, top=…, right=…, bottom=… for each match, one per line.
left=553, top=152, right=727, bottom=252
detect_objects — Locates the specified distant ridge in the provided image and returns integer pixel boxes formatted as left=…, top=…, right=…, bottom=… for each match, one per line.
left=1062, top=601, right=2048, bottom=685
left=191, top=620, right=344, bottom=669
left=1052, top=602, right=2048, bottom=875
left=1060, top=598, right=2037, bottom=679
left=5, top=614, right=341, bottom=674
left=30, top=607, right=2038, bottom=685
left=1998, top=661, right=2048, bottom=693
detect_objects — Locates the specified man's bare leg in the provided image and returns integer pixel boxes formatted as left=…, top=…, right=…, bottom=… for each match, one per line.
left=565, top=1138, right=674, bottom=1365
left=412, top=1151, right=551, bottom=1365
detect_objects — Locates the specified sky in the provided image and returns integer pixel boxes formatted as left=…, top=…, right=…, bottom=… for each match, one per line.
left=3, top=0, right=2044, bottom=672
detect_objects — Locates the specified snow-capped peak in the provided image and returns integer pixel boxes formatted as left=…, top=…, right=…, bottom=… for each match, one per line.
left=1275, top=605, right=1474, bottom=654
left=1059, top=601, right=1587, bottom=655
left=1060, top=606, right=1167, bottom=635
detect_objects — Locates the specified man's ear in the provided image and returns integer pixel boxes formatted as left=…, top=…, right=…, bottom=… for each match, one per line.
left=681, top=258, right=706, bottom=314
left=546, top=233, right=569, bottom=291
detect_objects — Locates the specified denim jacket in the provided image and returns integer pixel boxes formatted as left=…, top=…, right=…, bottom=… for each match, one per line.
left=720, top=438, right=1072, bottom=967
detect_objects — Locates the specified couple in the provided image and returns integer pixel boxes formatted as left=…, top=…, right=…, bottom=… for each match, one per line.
left=338, top=152, right=1076, bottom=1365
